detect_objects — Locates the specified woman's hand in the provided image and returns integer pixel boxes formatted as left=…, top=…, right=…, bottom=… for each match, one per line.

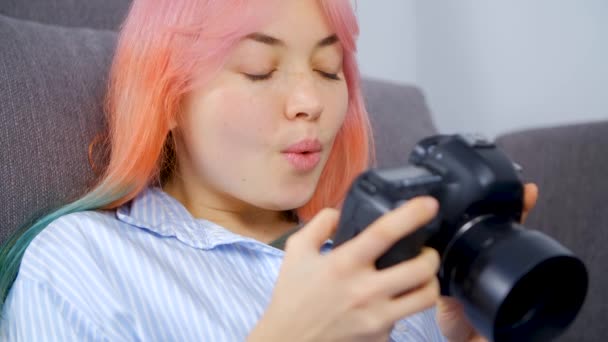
left=248, top=196, right=441, bottom=342
left=435, top=183, right=539, bottom=342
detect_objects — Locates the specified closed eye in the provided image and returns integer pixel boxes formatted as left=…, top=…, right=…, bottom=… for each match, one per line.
left=316, top=70, right=341, bottom=81
left=244, top=70, right=276, bottom=81
left=244, top=69, right=341, bottom=81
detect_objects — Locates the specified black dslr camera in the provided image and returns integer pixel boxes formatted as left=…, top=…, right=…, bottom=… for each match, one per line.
left=332, top=134, right=588, bottom=342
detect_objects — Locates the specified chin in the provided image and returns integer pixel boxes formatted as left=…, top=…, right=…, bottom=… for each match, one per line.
left=276, top=195, right=314, bottom=211
left=263, top=169, right=322, bottom=210
left=265, top=187, right=316, bottom=211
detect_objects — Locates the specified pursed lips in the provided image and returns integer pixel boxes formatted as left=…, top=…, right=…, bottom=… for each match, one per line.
left=281, top=138, right=323, bottom=172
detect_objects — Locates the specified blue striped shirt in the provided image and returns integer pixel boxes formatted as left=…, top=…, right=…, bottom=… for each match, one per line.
left=1, top=187, right=446, bottom=341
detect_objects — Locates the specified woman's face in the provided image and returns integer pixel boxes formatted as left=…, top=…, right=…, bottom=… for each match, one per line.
left=175, top=0, right=348, bottom=212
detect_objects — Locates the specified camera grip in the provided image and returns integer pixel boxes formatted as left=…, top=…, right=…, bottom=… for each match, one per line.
left=333, top=188, right=439, bottom=270
left=375, top=219, right=438, bottom=269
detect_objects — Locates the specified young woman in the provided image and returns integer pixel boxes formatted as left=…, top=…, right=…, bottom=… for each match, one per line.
left=0, top=0, right=537, bottom=340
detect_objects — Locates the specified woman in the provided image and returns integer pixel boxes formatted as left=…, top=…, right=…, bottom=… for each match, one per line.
left=0, top=0, right=537, bottom=340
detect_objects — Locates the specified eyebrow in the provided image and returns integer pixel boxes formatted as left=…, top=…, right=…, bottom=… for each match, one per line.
left=245, top=33, right=339, bottom=49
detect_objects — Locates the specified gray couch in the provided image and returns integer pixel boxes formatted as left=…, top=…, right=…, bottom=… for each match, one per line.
left=1, top=1, right=606, bottom=341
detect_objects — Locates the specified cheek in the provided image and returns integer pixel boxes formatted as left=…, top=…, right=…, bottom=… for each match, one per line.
left=191, top=87, right=277, bottom=151
left=322, top=84, right=349, bottom=136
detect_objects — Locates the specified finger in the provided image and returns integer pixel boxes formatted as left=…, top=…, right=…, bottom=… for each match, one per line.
left=435, top=296, right=465, bottom=323
left=435, top=296, right=476, bottom=342
left=524, top=183, right=539, bottom=211
left=521, top=183, right=539, bottom=223
left=374, top=248, right=440, bottom=297
left=285, top=208, right=340, bottom=255
left=384, top=277, right=440, bottom=323
left=333, top=196, right=439, bottom=267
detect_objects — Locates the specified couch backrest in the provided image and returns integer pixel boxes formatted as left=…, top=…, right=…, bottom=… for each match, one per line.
left=0, top=0, right=130, bottom=30
left=497, top=121, right=608, bottom=342
left=0, top=14, right=115, bottom=244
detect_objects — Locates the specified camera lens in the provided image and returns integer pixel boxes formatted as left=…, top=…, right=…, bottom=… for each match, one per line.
left=494, top=256, right=587, bottom=341
left=440, top=216, right=588, bottom=342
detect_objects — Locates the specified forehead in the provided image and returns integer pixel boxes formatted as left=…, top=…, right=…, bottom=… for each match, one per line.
left=254, top=0, right=334, bottom=44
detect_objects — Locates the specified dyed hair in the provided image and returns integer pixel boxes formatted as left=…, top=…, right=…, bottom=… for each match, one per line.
left=0, top=0, right=373, bottom=306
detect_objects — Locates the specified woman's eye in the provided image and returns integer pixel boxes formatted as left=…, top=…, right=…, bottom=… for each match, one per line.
left=243, top=69, right=341, bottom=81
left=244, top=70, right=275, bottom=81
left=316, top=70, right=341, bottom=81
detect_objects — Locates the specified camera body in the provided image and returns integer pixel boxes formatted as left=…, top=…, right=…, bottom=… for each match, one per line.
left=333, top=134, right=524, bottom=290
left=332, top=134, right=587, bottom=342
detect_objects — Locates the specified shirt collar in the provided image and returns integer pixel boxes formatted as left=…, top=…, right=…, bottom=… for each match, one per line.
left=115, top=186, right=333, bottom=254
left=116, top=187, right=265, bottom=252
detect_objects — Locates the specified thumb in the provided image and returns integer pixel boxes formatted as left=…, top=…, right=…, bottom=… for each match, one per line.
left=287, top=208, right=340, bottom=254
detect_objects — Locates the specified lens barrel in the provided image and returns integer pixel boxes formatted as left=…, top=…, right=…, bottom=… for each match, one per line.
left=440, top=216, right=588, bottom=342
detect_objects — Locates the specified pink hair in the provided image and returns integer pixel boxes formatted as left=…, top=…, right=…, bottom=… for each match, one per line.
left=0, top=0, right=375, bottom=304
left=99, top=0, right=374, bottom=221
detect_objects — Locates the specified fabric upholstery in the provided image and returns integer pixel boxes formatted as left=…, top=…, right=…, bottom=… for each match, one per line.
left=497, top=121, right=608, bottom=342
left=362, top=78, right=437, bottom=168
left=0, top=14, right=115, bottom=244
left=0, top=0, right=130, bottom=30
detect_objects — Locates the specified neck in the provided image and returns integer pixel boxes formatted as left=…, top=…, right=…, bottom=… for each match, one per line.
left=162, top=175, right=298, bottom=244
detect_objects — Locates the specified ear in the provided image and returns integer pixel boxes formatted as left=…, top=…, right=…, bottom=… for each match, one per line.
left=168, top=117, right=178, bottom=131
left=167, top=110, right=180, bottom=131
left=169, top=99, right=186, bottom=131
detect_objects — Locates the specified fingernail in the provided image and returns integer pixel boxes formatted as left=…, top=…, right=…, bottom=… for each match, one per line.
left=422, top=196, right=439, bottom=211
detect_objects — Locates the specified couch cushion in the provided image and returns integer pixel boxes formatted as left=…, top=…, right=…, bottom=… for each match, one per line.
left=0, top=14, right=115, bottom=244
left=0, top=0, right=130, bottom=30
left=362, top=78, right=437, bottom=168
left=497, top=121, right=608, bottom=342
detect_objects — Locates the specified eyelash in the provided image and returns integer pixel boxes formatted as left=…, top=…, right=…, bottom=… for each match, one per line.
left=244, top=70, right=341, bottom=82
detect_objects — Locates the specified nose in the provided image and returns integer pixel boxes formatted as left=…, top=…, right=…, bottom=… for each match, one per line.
left=284, top=73, right=323, bottom=121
